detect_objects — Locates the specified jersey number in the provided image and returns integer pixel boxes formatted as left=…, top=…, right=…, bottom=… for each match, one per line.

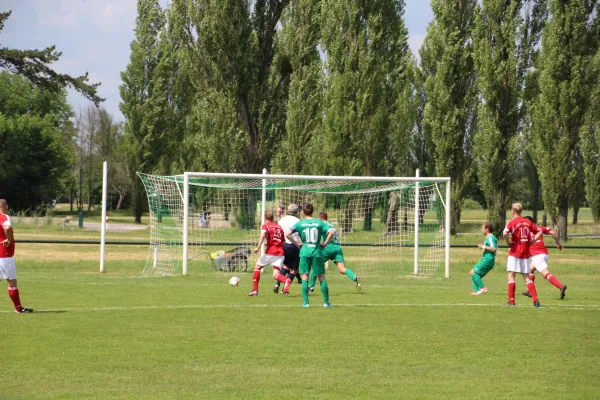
left=303, top=227, right=319, bottom=244
left=519, top=226, right=530, bottom=242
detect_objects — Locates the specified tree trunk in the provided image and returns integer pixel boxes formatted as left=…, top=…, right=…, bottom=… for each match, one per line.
left=133, top=179, right=144, bottom=224
left=557, top=205, right=568, bottom=242
left=573, top=204, right=579, bottom=225
left=385, top=193, right=399, bottom=236
left=450, top=202, right=458, bottom=235
left=542, top=214, right=547, bottom=226
left=532, top=208, right=538, bottom=224
left=490, top=190, right=507, bottom=236
left=70, top=186, right=74, bottom=212
left=116, top=193, right=125, bottom=210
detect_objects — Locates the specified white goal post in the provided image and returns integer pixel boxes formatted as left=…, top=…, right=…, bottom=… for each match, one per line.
left=138, top=171, right=451, bottom=278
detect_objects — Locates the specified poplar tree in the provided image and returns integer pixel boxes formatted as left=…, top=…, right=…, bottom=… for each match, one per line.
left=119, top=0, right=165, bottom=223
left=320, top=0, right=410, bottom=177
left=531, top=0, right=597, bottom=240
left=272, top=0, right=323, bottom=175
left=421, top=0, right=478, bottom=234
left=581, top=39, right=600, bottom=222
left=171, top=0, right=291, bottom=173
left=472, top=0, right=546, bottom=232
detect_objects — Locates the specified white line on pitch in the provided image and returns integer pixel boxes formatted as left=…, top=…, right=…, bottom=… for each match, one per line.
left=1, top=302, right=599, bottom=313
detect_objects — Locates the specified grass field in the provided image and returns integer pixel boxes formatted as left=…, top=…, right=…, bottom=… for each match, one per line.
left=1, top=208, right=599, bottom=399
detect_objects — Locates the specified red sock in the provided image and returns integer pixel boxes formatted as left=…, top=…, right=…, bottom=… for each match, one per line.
left=252, top=270, right=261, bottom=291
left=8, top=286, right=23, bottom=312
left=545, top=274, right=563, bottom=289
left=508, top=281, right=516, bottom=304
left=275, top=274, right=286, bottom=283
left=529, top=273, right=535, bottom=282
left=526, top=280, right=539, bottom=302
left=283, top=278, right=291, bottom=293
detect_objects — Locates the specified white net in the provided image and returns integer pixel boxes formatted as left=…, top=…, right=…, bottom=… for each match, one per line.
left=138, top=173, right=448, bottom=279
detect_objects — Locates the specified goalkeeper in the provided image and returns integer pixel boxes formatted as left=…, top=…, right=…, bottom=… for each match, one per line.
left=309, top=212, right=360, bottom=292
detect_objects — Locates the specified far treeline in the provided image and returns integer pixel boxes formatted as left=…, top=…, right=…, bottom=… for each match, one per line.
left=1, top=1, right=599, bottom=243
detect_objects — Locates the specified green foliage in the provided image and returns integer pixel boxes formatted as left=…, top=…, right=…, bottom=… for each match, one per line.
left=531, top=0, right=598, bottom=239
left=0, top=11, right=103, bottom=105
left=0, top=72, right=72, bottom=210
left=120, top=0, right=165, bottom=222
left=272, top=0, right=323, bottom=175
left=473, top=0, right=546, bottom=233
left=421, top=0, right=478, bottom=234
left=172, top=0, right=291, bottom=173
left=581, top=46, right=600, bottom=222
left=321, top=0, right=410, bottom=177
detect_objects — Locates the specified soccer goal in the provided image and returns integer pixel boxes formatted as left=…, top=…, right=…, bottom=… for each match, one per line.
left=138, top=171, right=451, bottom=279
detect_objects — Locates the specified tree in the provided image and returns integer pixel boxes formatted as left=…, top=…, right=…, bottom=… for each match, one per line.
left=0, top=11, right=103, bottom=106
left=271, top=0, right=323, bottom=175
left=321, top=0, right=410, bottom=178
left=120, top=0, right=165, bottom=223
left=172, top=0, right=291, bottom=174
left=0, top=72, right=73, bottom=210
left=581, top=44, right=600, bottom=223
left=421, top=0, right=479, bottom=234
left=472, top=0, right=547, bottom=233
left=531, top=0, right=598, bottom=241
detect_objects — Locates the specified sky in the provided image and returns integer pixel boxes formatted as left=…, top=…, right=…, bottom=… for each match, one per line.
left=1, top=0, right=433, bottom=121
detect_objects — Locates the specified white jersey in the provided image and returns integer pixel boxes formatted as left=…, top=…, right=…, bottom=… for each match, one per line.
left=278, top=215, right=300, bottom=244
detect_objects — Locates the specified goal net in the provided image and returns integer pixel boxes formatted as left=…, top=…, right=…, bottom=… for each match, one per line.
left=138, top=172, right=450, bottom=279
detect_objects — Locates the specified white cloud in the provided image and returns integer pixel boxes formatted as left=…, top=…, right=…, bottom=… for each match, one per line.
left=408, top=34, right=426, bottom=60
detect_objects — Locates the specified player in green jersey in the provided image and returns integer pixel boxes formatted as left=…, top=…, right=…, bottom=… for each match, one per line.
left=308, top=212, right=360, bottom=292
left=286, top=203, right=334, bottom=308
left=470, top=223, right=497, bottom=295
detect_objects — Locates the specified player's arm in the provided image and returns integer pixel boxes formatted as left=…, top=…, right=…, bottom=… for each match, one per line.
left=548, top=229, right=563, bottom=250
left=254, top=230, right=267, bottom=254
left=321, top=229, right=334, bottom=248
left=478, top=239, right=497, bottom=253
left=286, top=229, right=302, bottom=249
left=502, top=228, right=512, bottom=247
left=1, top=221, right=13, bottom=247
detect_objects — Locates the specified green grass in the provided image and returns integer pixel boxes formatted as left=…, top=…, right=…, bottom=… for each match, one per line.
left=1, top=249, right=599, bottom=399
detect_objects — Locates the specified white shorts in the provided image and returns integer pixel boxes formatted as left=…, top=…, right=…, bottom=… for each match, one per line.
left=507, top=256, right=530, bottom=274
left=256, top=254, right=284, bottom=269
left=0, top=257, right=17, bottom=280
left=531, top=254, right=549, bottom=272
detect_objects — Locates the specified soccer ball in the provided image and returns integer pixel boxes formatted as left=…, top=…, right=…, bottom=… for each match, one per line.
left=229, top=276, right=240, bottom=287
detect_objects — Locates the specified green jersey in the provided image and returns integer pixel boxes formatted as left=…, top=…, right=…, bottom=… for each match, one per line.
left=292, top=218, right=327, bottom=258
left=320, top=221, right=340, bottom=248
left=481, top=234, right=497, bottom=263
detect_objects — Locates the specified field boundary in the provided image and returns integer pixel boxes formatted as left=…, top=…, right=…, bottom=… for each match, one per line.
left=3, top=302, right=599, bottom=313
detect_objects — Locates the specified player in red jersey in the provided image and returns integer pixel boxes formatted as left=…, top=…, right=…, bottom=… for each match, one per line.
left=502, top=203, right=543, bottom=307
left=521, top=216, right=567, bottom=299
left=248, top=210, right=288, bottom=296
left=0, top=199, right=33, bottom=313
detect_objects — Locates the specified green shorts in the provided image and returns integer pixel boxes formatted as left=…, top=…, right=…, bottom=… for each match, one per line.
left=322, top=246, right=345, bottom=264
left=299, top=256, right=325, bottom=276
left=473, top=260, right=494, bottom=278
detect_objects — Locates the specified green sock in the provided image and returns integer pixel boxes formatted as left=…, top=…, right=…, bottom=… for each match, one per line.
left=472, top=274, right=485, bottom=291
left=471, top=276, right=479, bottom=292
left=320, top=279, right=330, bottom=304
left=309, top=273, right=317, bottom=288
left=345, top=269, right=356, bottom=281
left=301, top=280, right=309, bottom=305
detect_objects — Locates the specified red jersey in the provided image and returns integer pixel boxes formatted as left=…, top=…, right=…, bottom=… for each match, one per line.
left=0, top=213, right=15, bottom=258
left=261, top=221, right=285, bottom=256
left=503, top=216, right=539, bottom=259
left=529, top=226, right=553, bottom=256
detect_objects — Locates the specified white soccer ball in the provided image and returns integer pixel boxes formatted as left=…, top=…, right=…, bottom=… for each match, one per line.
left=229, top=276, right=240, bottom=287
